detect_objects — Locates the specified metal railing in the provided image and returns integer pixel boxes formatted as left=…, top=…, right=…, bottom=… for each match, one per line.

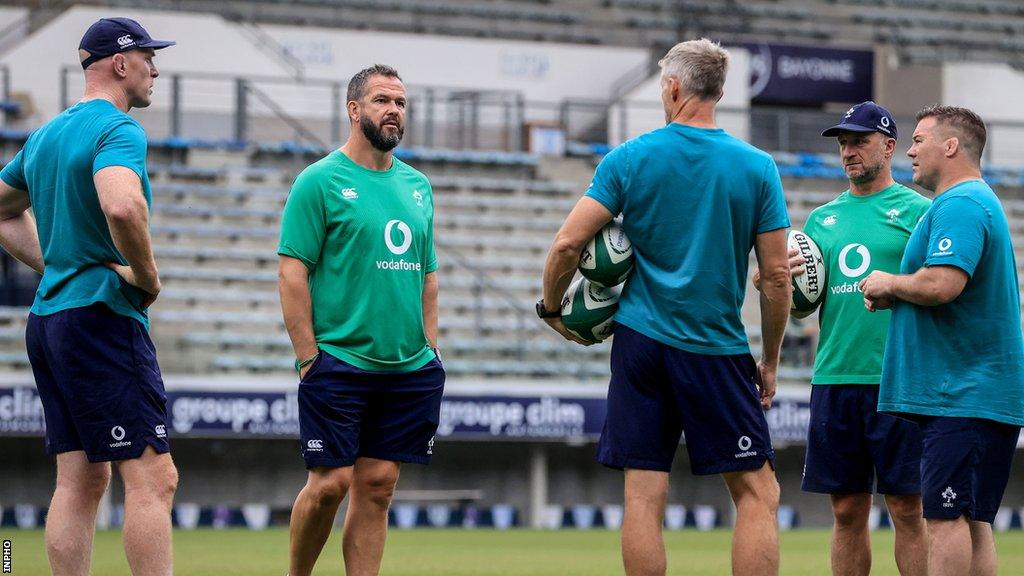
left=435, top=239, right=594, bottom=379
left=233, top=20, right=306, bottom=81
left=1, top=64, right=9, bottom=103
left=59, top=68, right=537, bottom=150
left=60, top=67, right=345, bottom=146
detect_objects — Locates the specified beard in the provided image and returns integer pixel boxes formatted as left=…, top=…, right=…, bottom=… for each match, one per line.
left=361, top=115, right=403, bottom=152
left=847, top=160, right=883, bottom=185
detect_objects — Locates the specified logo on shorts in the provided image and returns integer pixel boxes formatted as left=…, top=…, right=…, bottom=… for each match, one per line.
left=306, top=439, right=324, bottom=452
left=735, top=436, right=757, bottom=459
left=942, top=486, right=957, bottom=508
left=155, top=425, right=167, bottom=438
left=109, top=425, right=132, bottom=449
left=427, top=436, right=434, bottom=456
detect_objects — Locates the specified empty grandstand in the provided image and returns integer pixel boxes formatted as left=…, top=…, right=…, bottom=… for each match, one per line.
left=1, top=1, right=1023, bottom=548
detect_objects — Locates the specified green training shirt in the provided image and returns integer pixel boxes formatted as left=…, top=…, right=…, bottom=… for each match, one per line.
left=803, top=183, right=930, bottom=385
left=278, top=150, right=438, bottom=372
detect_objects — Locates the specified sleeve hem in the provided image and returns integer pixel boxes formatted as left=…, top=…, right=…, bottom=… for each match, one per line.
left=923, top=258, right=975, bottom=279
left=756, top=220, right=791, bottom=234
left=0, top=171, right=25, bottom=191
left=584, top=192, right=618, bottom=217
left=278, top=246, right=317, bottom=270
left=92, top=162, right=146, bottom=183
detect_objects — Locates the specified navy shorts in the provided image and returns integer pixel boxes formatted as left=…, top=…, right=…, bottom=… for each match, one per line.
left=596, top=324, right=775, bottom=475
left=918, top=416, right=1019, bottom=523
left=26, top=304, right=169, bottom=463
left=298, top=351, right=445, bottom=469
left=802, top=385, right=922, bottom=495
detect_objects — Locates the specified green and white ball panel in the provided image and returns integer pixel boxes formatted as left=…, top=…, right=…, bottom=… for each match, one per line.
left=579, top=221, right=634, bottom=287
left=788, top=229, right=826, bottom=314
left=561, top=277, right=621, bottom=343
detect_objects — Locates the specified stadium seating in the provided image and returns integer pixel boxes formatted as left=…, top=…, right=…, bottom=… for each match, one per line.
left=5, top=146, right=1024, bottom=382
left=17, top=0, right=1024, bottom=67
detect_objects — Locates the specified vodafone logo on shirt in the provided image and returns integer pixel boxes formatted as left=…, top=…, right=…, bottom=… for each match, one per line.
left=384, top=220, right=412, bottom=255
left=838, top=243, right=871, bottom=278
left=376, top=219, right=421, bottom=272
left=932, top=237, right=954, bottom=257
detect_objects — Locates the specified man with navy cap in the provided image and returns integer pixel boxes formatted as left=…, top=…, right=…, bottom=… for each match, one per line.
left=0, top=17, right=177, bottom=576
left=759, top=101, right=931, bottom=575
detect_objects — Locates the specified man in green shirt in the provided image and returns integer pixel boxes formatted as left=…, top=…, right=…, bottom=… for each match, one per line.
left=279, top=64, right=443, bottom=576
left=786, top=102, right=931, bottom=575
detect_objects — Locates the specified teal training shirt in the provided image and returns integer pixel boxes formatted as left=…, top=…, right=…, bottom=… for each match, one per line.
left=879, top=180, right=1024, bottom=426
left=0, top=99, right=153, bottom=327
left=585, top=123, right=790, bottom=355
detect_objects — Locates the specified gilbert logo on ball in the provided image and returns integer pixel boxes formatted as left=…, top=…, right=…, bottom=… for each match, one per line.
left=561, top=277, right=621, bottom=343
left=787, top=229, right=825, bottom=315
left=579, top=221, right=634, bottom=287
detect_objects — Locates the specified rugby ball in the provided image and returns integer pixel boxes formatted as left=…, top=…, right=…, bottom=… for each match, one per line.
left=561, top=277, right=621, bottom=343
left=788, top=229, right=826, bottom=316
left=579, top=221, right=634, bottom=287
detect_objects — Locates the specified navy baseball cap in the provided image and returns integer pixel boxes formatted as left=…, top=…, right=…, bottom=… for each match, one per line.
left=79, top=17, right=175, bottom=70
left=821, top=101, right=897, bottom=139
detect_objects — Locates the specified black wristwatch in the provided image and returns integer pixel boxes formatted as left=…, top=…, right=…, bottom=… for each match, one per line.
left=536, top=299, right=561, bottom=319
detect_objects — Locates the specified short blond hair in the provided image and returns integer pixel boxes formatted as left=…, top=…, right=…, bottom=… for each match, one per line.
left=658, top=38, right=730, bottom=101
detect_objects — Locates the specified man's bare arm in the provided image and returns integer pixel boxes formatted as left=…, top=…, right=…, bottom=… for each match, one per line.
left=861, top=266, right=968, bottom=311
left=753, top=227, right=793, bottom=410
left=541, top=197, right=614, bottom=345
left=279, top=255, right=318, bottom=376
left=95, top=166, right=160, bottom=303
left=422, top=271, right=438, bottom=349
left=0, top=180, right=43, bottom=273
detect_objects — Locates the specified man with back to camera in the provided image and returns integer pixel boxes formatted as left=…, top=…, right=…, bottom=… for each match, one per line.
left=769, top=102, right=931, bottom=575
left=540, top=39, right=791, bottom=576
left=279, top=64, right=444, bottom=576
left=861, top=105, right=1024, bottom=576
left=0, top=17, right=177, bottom=576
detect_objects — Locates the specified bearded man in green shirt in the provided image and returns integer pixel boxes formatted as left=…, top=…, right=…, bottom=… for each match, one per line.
left=761, top=102, right=931, bottom=576
left=279, top=64, right=444, bottom=576
left=804, top=102, right=932, bottom=576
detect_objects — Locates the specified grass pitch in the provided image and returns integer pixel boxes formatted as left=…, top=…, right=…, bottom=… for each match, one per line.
left=4, top=528, right=1024, bottom=575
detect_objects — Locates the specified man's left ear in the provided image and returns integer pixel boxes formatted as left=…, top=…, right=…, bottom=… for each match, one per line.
left=945, top=137, right=959, bottom=158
